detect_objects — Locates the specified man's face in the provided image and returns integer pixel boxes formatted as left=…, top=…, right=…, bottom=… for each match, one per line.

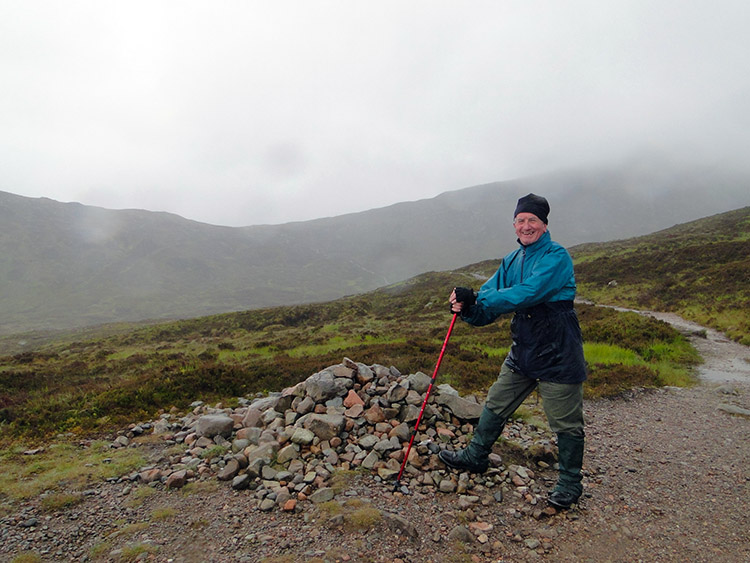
left=513, top=212, right=547, bottom=246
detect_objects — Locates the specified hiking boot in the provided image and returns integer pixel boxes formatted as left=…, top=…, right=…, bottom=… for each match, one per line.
left=438, top=407, right=507, bottom=474
left=549, top=432, right=585, bottom=510
left=548, top=489, right=580, bottom=509
left=438, top=449, right=489, bottom=474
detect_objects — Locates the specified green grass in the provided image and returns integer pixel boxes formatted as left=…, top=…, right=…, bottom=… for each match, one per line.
left=151, top=507, right=177, bottom=520
left=582, top=340, right=699, bottom=398
left=584, top=343, right=642, bottom=366
left=343, top=506, right=382, bottom=531
left=199, top=445, right=229, bottom=461
left=40, top=491, right=84, bottom=512
left=180, top=480, right=220, bottom=496
left=109, top=522, right=149, bottom=538
left=572, top=207, right=750, bottom=345
left=120, top=542, right=159, bottom=561
left=10, top=553, right=42, bottom=563
left=89, top=541, right=113, bottom=560
left=0, top=441, right=146, bottom=500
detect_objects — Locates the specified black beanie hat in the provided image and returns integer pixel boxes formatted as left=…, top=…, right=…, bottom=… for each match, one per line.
left=514, top=193, right=550, bottom=224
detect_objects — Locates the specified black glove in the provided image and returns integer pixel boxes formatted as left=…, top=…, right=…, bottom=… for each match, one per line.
left=454, top=287, right=477, bottom=308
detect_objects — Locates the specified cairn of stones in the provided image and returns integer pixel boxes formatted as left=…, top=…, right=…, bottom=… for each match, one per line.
left=115, top=357, right=556, bottom=515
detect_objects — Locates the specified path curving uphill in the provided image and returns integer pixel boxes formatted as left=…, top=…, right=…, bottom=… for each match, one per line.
left=638, top=310, right=750, bottom=384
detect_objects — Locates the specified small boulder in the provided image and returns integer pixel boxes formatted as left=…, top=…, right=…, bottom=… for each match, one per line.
left=196, top=415, right=234, bottom=438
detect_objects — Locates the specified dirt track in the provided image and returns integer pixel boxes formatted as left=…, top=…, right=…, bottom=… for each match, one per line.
left=550, top=309, right=750, bottom=562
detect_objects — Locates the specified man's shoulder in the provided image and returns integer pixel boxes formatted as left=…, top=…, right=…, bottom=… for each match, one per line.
left=501, top=246, right=524, bottom=264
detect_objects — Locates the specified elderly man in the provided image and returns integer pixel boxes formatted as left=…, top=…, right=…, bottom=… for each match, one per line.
left=439, top=193, right=587, bottom=509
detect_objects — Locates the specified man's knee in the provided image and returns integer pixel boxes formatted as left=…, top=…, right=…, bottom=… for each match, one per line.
left=539, top=382, right=584, bottom=435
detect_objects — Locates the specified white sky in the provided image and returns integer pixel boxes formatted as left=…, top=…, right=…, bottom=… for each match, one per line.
left=2, top=1, right=749, bottom=226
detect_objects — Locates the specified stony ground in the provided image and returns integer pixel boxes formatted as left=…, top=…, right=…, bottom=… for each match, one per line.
left=2, top=314, right=749, bottom=563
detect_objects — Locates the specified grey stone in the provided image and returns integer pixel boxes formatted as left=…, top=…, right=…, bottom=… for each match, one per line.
left=358, top=434, right=379, bottom=449
left=405, top=390, right=423, bottom=405
left=290, top=427, right=315, bottom=445
left=361, top=451, right=380, bottom=469
left=399, top=404, right=421, bottom=423
left=309, top=487, right=335, bottom=504
left=196, top=415, right=235, bottom=438
left=437, top=394, right=483, bottom=420
left=261, top=465, right=278, bottom=480
left=305, top=370, right=339, bottom=402
left=354, top=363, right=375, bottom=385
left=304, top=414, right=345, bottom=442
left=275, top=471, right=294, bottom=482
left=277, top=444, right=300, bottom=465
left=113, top=435, right=129, bottom=447
left=718, top=404, right=750, bottom=418
left=231, top=474, right=252, bottom=490
left=296, top=396, right=316, bottom=415
left=448, top=525, right=474, bottom=543
left=231, top=439, right=250, bottom=453
left=259, top=498, right=276, bottom=512
left=244, top=442, right=279, bottom=465
left=262, top=409, right=282, bottom=425
left=436, top=383, right=459, bottom=397
left=439, top=479, right=457, bottom=493
left=249, top=396, right=280, bottom=412
left=217, top=459, right=240, bottom=481
left=406, top=372, right=432, bottom=394
left=389, top=422, right=411, bottom=442
left=275, top=488, right=292, bottom=507
left=525, top=538, right=541, bottom=550
left=387, top=383, right=409, bottom=403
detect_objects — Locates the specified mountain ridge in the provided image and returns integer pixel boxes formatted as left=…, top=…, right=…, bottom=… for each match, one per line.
left=2, top=159, right=748, bottom=334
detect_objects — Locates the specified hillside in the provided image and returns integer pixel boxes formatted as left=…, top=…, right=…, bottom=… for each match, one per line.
left=0, top=258, right=699, bottom=444
left=571, top=206, right=750, bottom=345
left=2, top=158, right=749, bottom=335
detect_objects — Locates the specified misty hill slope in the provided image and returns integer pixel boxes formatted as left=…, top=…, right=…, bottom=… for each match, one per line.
left=0, top=250, right=699, bottom=441
left=1, top=159, right=748, bottom=334
left=570, top=206, right=750, bottom=344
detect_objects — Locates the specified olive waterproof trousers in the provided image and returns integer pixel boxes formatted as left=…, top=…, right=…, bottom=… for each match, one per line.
left=464, top=361, right=585, bottom=497
left=485, top=361, right=584, bottom=436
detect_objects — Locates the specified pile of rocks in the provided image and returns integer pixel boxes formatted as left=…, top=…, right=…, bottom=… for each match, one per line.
left=113, top=357, right=557, bottom=516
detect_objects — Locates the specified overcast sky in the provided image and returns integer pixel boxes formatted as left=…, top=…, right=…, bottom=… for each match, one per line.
left=1, top=1, right=748, bottom=226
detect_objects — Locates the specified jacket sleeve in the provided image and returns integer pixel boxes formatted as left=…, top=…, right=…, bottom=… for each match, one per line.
left=462, top=246, right=574, bottom=326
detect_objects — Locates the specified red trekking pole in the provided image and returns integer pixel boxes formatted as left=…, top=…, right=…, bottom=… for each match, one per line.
left=394, top=313, right=458, bottom=491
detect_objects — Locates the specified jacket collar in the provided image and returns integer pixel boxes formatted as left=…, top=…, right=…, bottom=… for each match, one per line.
left=517, top=230, right=551, bottom=253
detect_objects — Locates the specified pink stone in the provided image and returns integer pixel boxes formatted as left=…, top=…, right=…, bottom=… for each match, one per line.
left=343, top=389, right=364, bottom=408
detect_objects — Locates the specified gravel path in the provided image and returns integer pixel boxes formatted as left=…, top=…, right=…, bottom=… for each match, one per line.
left=552, top=308, right=750, bottom=562
left=2, top=313, right=749, bottom=562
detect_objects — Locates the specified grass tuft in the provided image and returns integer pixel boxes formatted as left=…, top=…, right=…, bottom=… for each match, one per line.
left=0, top=442, right=145, bottom=501
left=343, top=506, right=382, bottom=531
left=10, top=553, right=42, bottom=563
left=151, top=507, right=177, bottom=520
left=40, top=491, right=84, bottom=512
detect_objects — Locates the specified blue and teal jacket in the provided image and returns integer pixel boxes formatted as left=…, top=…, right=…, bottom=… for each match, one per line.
left=461, top=230, right=587, bottom=383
